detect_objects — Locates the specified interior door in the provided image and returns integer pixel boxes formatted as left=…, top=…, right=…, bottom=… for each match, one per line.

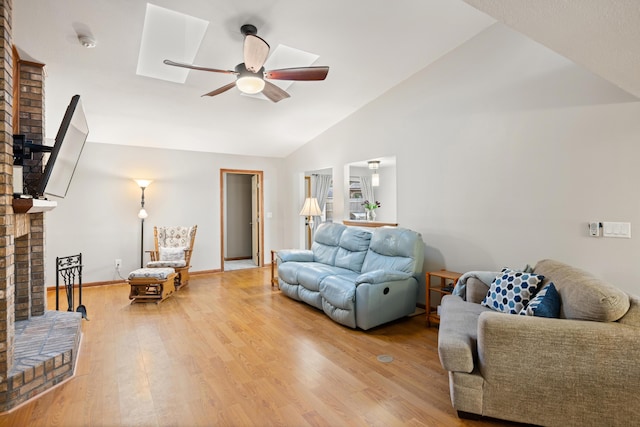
left=251, top=174, right=259, bottom=266
left=220, top=169, right=264, bottom=271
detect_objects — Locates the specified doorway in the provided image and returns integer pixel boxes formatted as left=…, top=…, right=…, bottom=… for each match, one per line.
left=220, top=169, right=264, bottom=271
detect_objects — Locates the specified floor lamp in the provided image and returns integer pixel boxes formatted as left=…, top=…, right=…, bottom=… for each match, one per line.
left=299, top=197, right=322, bottom=247
left=135, top=179, right=152, bottom=267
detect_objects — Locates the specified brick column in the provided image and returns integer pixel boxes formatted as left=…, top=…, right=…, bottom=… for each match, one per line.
left=29, top=213, right=44, bottom=315
left=14, top=29, right=45, bottom=318
left=0, top=0, right=15, bottom=384
left=13, top=234, right=28, bottom=320
left=17, top=58, right=44, bottom=196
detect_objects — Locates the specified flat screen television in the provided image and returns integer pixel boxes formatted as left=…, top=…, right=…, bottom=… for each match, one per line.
left=37, top=94, right=89, bottom=198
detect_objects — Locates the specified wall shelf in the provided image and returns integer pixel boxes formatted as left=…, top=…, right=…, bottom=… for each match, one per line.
left=342, top=220, right=397, bottom=228
left=12, top=198, right=57, bottom=214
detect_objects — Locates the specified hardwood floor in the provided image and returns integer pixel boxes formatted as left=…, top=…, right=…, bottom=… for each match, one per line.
left=0, top=268, right=514, bottom=427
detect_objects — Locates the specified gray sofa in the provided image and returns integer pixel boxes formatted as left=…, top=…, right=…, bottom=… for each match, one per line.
left=277, top=223, right=424, bottom=330
left=438, top=259, right=640, bottom=426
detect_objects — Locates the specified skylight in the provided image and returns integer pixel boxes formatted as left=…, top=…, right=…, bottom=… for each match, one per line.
left=136, top=3, right=209, bottom=83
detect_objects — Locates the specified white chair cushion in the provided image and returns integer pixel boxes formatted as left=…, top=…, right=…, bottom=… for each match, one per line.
left=128, top=267, right=175, bottom=280
left=159, top=246, right=186, bottom=262
left=147, top=260, right=187, bottom=268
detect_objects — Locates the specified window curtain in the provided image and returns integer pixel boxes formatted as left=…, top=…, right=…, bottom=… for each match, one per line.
left=359, top=176, right=375, bottom=206
left=311, top=174, right=332, bottom=233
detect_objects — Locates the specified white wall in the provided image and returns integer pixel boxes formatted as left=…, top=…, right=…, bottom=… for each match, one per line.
left=283, top=23, right=640, bottom=299
left=43, top=23, right=640, bottom=301
left=44, top=142, right=283, bottom=286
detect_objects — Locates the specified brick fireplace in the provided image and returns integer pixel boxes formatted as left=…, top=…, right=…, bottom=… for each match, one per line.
left=0, top=0, right=81, bottom=412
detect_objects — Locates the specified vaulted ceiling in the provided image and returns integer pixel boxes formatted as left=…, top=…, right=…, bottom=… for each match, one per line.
left=464, top=0, right=640, bottom=99
left=13, top=1, right=638, bottom=158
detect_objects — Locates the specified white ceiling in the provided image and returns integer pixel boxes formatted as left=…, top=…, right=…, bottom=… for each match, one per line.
left=14, top=1, right=639, bottom=158
left=13, top=0, right=494, bottom=157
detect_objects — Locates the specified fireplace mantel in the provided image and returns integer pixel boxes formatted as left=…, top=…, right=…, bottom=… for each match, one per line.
left=12, top=198, right=57, bottom=214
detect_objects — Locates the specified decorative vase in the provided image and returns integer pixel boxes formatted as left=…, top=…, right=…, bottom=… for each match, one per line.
left=366, top=209, right=376, bottom=221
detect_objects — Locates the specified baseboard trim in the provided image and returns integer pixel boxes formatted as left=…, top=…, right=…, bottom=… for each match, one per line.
left=46, top=268, right=225, bottom=290
left=191, top=269, right=222, bottom=276
left=47, top=279, right=125, bottom=291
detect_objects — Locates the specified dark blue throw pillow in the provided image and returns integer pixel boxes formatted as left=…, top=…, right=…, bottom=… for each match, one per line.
left=519, top=282, right=561, bottom=318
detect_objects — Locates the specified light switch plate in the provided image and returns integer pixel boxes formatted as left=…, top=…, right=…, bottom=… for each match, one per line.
left=602, top=222, right=631, bottom=238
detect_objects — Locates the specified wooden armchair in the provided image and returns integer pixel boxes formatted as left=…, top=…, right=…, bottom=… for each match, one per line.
left=146, top=225, right=197, bottom=290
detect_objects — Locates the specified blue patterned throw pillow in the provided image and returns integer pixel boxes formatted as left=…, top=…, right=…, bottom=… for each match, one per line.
left=519, top=282, right=561, bottom=317
left=481, top=268, right=545, bottom=314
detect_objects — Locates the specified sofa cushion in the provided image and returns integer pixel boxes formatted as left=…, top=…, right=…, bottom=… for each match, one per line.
left=298, top=286, right=323, bottom=309
left=335, top=227, right=372, bottom=272
left=320, top=275, right=358, bottom=328
left=519, top=282, right=561, bottom=318
left=362, top=227, right=423, bottom=274
left=618, top=295, right=640, bottom=327
left=278, top=261, right=303, bottom=284
left=534, top=259, right=630, bottom=322
left=312, top=243, right=340, bottom=266
left=481, top=269, right=544, bottom=314
left=296, top=263, right=353, bottom=292
left=311, top=223, right=346, bottom=266
left=320, top=275, right=357, bottom=309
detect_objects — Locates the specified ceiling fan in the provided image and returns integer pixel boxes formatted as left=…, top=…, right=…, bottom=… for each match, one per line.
left=163, top=24, right=329, bottom=103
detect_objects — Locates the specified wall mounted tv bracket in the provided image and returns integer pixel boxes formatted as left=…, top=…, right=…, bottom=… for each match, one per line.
left=13, top=134, right=53, bottom=166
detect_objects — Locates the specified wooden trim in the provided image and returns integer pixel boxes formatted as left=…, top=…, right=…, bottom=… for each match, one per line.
left=46, top=279, right=125, bottom=291
left=224, top=256, right=252, bottom=261
left=190, top=269, right=221, bottom=276
left=342, top=220, right=398, bottom=228
left=220, top=169, right=264, bottom=272
left=46, top=268, right=225, bottom=290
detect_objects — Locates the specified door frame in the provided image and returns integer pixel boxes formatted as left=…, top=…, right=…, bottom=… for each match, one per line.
left=220, top=169, right=264, bottom=271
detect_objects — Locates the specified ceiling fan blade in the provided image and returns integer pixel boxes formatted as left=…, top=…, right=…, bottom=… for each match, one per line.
left=244, top=35, right=270, bottom=73
left=265, top=66, right=329, bottom=81
left=201, top=82, right=237, bottom=97
left=164, top=59, right=236, bottom=75
left=261, top=81, right=290, bottom=103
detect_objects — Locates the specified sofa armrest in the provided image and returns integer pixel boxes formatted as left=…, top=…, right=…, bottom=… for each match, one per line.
left=438, top=295, right=492, bottom=373
left=478, top=312, right=640, bottom=384
left=355, top=269, right=413, bottom=285
left=276, top=249, right=314, bottom=263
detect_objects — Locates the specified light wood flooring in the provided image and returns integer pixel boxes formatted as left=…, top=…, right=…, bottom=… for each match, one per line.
left=0, top=268, right=516, bottom=427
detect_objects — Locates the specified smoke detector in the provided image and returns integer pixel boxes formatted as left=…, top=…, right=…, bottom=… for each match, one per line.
left=78, top=35, right=97, bottom=48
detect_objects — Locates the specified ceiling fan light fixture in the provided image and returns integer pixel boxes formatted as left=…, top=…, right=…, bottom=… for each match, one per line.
left=235, top=63, right=266, bottom=94
left=236, top=76, right=265, bottom=94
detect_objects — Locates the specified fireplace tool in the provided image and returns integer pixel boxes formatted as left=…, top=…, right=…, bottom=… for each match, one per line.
left=56, top=253, right=88, bottom=320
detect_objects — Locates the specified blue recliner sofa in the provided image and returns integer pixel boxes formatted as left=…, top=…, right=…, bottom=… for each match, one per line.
left=277, top=223, right=424, bottom=330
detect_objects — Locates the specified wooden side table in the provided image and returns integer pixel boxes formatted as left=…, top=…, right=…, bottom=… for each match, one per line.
left=270, top=250, right=279, bottom=289
left=426, top=270, right=462, bottom=327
